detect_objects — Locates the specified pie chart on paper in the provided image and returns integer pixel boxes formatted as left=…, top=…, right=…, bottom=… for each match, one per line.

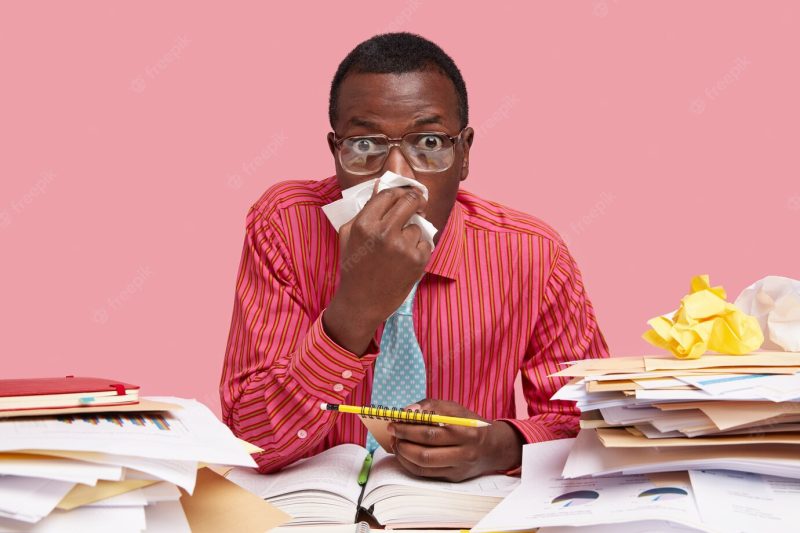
left=551, top=490, right=600, bottom=507
left=638, top=487, right=689, bottom=501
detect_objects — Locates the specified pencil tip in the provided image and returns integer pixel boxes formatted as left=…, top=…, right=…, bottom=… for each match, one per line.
left=319, top=403, right=328, bottom=410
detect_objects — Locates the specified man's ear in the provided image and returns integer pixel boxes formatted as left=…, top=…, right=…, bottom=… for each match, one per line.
left=327, top=132, right=336, bottom=156
left=459, top=127, right=475, bottom=182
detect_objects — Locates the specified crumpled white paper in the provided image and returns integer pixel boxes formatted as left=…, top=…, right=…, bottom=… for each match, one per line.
left=321, top=171, right=438, bottom=248
left=734, top=276, right=800, bottom=352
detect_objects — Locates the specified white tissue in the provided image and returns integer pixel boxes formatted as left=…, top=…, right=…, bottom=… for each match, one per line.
left=734, top=276, right=800, bottom=352
left=321, top=171, right=438, bottom=248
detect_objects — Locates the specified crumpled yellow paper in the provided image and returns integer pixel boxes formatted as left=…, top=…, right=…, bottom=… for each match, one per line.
left=643, top=275, right=764, bottom=359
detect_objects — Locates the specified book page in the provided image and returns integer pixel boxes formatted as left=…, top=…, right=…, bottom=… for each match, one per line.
left=364, top=448, right=519, bottom=498
left=268, top=525, right=365, bottom=533
left=226, top=443, right=367, bottom=505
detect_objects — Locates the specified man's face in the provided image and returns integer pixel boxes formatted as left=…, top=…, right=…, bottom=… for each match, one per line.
left=328, top=69, right=474, bottom=243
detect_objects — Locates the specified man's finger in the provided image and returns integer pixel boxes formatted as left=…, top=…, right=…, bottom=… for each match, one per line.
left=380, top=187, right=428, bottom=229
left=416, top=238, right=433, bottom=257
left=394, top=452, right=462, bottom=481
left=394, top=439, right=464, bottom=469
left=389, top=422, right=466, bottom=446
left=399, top=222, right=423, bottom=245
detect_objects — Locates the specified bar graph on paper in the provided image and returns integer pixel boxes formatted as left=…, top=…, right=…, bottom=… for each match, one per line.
left=56, top=413, right=172, bottom=430
left=5, top=412, right=188, bottom=439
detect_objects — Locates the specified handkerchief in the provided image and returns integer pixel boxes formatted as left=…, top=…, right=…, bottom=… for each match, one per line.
left=734, top=276, right=800, bottom=352
left=321, top=171, right=438, bottom=248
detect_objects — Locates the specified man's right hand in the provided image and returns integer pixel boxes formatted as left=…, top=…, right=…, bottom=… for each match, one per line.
left=322, top=185, right=433, bottom=355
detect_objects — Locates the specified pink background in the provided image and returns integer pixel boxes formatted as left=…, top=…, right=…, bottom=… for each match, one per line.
left=2, top=2, right=799, bottom=417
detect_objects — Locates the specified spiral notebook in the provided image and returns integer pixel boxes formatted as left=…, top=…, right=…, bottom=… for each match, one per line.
left=324, top=403, right=489, bottom=452
left=226, top=444, right=519, bottom=529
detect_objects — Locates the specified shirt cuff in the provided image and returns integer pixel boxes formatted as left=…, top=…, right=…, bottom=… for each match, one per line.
left=289, top=312, right=379, bottom=404
left=494, top=418, right=560, bottom=476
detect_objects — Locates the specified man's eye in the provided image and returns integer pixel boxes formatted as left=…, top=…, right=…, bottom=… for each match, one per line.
left=353, top=138, right=379, bottom=153
left=416, top=135, right=444, bottom=151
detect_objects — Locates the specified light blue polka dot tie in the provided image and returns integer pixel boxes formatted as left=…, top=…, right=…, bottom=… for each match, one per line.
left=366, top=281, right=426, bottom=453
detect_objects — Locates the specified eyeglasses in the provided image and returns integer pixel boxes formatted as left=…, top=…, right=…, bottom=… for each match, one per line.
left=332, top=129, right=465, bottom=175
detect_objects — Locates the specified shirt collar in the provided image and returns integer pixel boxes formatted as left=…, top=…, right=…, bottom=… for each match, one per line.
left=424, top=200, right=464, bottom=281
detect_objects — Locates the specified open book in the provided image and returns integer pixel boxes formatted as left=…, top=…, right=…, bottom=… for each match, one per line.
left=225, top=443, right=520, bottom=529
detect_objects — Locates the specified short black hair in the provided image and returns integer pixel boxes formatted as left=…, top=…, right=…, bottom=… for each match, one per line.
left=329, top=32, right=468, bottom=130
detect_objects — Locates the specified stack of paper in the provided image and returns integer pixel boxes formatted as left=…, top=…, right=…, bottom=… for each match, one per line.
left=0, top=397, right=283, bottom=532
left=549, top=352, right=800, bottom=479
left=471, top=438, right=800, bottom=533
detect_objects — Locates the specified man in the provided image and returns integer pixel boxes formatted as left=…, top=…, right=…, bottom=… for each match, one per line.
left=220, top=33, right=608, bottom=481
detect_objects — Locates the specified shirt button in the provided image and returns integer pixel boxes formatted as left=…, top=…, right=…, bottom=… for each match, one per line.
left=341, top=370, right=352, bottom=379
left=333, top=383, right=344, bottom=392
left=297, top=429, right=307, bottom=439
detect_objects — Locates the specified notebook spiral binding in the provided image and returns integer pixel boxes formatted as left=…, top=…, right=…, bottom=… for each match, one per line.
left=355, top=521, right=371, bottom=533
left=360, top=404, right=435, bottom=424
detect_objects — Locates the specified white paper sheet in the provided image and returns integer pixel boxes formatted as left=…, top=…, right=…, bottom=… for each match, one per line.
left=321, top=171, right=438, bottom=248
left=689, top=469, right=800, bottom=532
left=539, top=521, right=704, bottom=532
left=601, top=405, right=686, bottom=426
left=632, top=377, right=689, bottom=389
left=85, top=488, right=147, bottom=507
left=633, top=387, right=800, bottom=402
left=142, top=501, right=191, bottom=533
left=140, top=481, right=182, bottom=502
left=14, top=450, right=197, bottom=492
left=0, top=477, right=75, bottom=524
left=676, top=373, right=800, bottom=402
left=0, top=456, right=120, bottom=486
left=0, top=506, right=145, bottom=533
left=472, top=439, right=706, bottom=532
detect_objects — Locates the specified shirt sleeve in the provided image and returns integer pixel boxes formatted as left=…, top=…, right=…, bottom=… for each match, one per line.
left=219, top=204, right=379, bottom=473
left=499, top=239, right=609, bottom=449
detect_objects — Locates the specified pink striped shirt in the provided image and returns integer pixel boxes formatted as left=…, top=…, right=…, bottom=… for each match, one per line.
left=220, top=176, right=609, bottom=473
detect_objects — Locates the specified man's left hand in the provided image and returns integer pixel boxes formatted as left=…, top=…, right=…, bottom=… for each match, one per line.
left=387, top=399, right=523, bottom=482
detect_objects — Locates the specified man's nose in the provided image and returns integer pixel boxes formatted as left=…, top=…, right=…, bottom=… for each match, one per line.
left=381, top=145, right=415, bottom=179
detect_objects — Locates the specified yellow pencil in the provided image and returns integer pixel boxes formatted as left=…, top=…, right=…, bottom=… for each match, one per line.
left=320, top=403, right=490, bottom=428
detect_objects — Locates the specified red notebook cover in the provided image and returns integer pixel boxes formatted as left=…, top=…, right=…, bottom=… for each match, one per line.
left=0, top=376, right=139, bottom=398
